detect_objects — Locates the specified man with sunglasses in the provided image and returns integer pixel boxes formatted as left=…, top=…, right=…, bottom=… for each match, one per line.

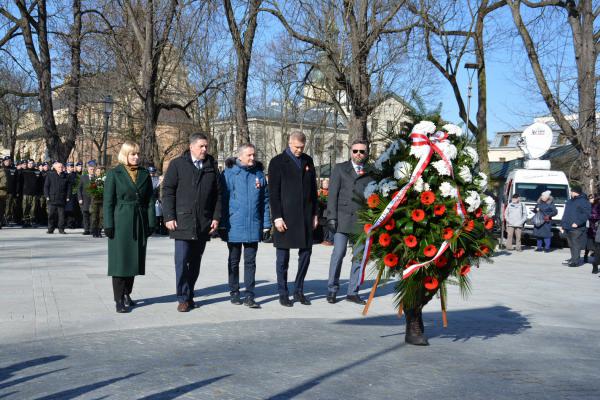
left=325, top=139, right=375, bottom=304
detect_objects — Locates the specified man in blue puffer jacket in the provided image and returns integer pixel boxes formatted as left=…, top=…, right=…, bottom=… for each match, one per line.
left=220, top=143, right=271, bottom=308
left=560, top=183, right=592, bottom=267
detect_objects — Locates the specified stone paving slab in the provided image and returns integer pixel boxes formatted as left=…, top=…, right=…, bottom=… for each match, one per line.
left=0, top=227, right=599, bottom=399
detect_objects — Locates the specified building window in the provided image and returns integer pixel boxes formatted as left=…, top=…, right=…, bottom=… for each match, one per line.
left=219, top=135, right=224, bottom=152
left=336, top=140, right=344, bottom=156
left=371, top=118, right=378, bottom=134
left=386, top=120, right=394, bottom=133
left=500, top=135, right=510, bottom=146
left=315, top=137, right=323, bottom=154
left=229, top=133, right=234, bottom=152
left=371, top=144, right=378, bottom=157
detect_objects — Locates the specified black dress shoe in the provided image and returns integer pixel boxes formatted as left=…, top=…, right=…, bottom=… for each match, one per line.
left=279, top=295, right=293, bottom=307
left=346, top=295, right=366, bottom=305
left=293, top=292, right=311, bottom=305
left=115, top=301, right=128, bottom=313
left=326, top=293, right=336, bottom=304
left=47, top=230, right=54, bottom=234
left=123, top=294, right=136, bottom=307
left=230, top=294, right=243, bottom=305
left=244, top=297, right=261, bottom=309
left=568, top=262, right=579, bottom=268
left=83, top=231, right=91, bottom=235
left=58, top=230, right=66, bottom=234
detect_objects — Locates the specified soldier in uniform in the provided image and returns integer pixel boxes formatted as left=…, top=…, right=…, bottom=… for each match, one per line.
left=78, top=160, right=96, bottom=235
left=3, top=157, right=20, bottom=224
left=19, top=160, right=41, bottom=227
left=64, top=162, right=81, bottom=228
left=89, top=166, right=105, bottom=237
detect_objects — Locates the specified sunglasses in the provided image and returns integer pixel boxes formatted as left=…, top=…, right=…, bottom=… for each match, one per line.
left=352, top=149, right=367, bottom=154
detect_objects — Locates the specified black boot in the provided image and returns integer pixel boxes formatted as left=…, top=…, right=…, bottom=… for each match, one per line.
left=405, top=308, right=429, bottom=346
left=593, top=264, right=598, bottom=274
left=123, top=294, right=136, bottom=307
left=115, top=300, right=128, bottom=313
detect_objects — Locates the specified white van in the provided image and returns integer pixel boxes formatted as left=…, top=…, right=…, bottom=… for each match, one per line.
left=502, top=168, right=570, bottom=238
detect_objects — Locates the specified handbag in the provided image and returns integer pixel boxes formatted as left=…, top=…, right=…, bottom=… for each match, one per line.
left=531, top=210, right=545, bottom=228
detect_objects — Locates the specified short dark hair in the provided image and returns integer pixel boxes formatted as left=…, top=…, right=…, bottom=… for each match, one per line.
left=189, top=132, right=208, bottom=144
left=512, top=193, right=520, bottom=199
left=351, top=139, right=369, bottom=151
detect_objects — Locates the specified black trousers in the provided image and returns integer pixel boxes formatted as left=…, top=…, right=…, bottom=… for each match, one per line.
left=567, top=228, right=587, bottom=264
left=112, top=277, right=135, bottom=302
left=82, top=209, right=91, bottom=232
left=175, top=239, right=207, bottom=303
left=47, top=204, right=65, bottom=231
left=227, top=242, right=258, bottom=298
left=275, top=247, right=312, bottom=296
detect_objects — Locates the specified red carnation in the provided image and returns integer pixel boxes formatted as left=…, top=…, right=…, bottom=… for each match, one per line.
left=384, top=253, right=398, bottom=267
left=423, top=244, right=437, bottom=257
left=442, top=227, right=454, bottom=240
left=460, top=264, right=471, bottom=276
left=384, top=219, right=396, bottom=231
left=367, top=194, right=380, bottom=209
left=453, top=248, right=465, bottom=258
left=434, top=204, right=446, bottom=216
left=420, top=191, right=436, bottom=206
left=475, top=208, right=483, bottom=218
left=485, top=218, right=494, bottom=230
left=481, top=245, right=490, bottom=254
left=464, top=220, right=475, bottom=232
left=404, top=235, right=418, bottom=248
left=364, top=224, right=372, bottom=234
left=378, top=233, right=392, bottom=247
left=405, top=259, right=418, bottom=269
left=434, top=255, right=448, bottom=268
left=424, top=276, right=439, bottom=291
left=411, top=209, right=425, bottom=222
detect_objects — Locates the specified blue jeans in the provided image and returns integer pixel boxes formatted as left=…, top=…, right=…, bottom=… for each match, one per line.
left=536, top=238, right=551, bottom=250
left=227, top=242, right=258, bottom=298
left=174, top=239, right=207, bottom=303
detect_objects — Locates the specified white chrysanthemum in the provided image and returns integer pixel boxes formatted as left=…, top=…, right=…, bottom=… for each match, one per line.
left=477, top=172, right=488, bottom=190
left=393, top=161, right=412, bottom=180
left=458, top=165, right=473, bottom=183
left=378, top=178, right=398, bottom=198
left=413, top=177, right=430, bottom=193
left=436, top=141, right=458, bottom=160
left=442, top=123, right=463, bottom=137
left=388, top=139, right=405, bottom=156
left=409, top=144, right=430, bottom=159
left=439, top=181, right=457, bottom=198
left=412, top=121, right=437, bottom=135
left=483, top=195, right=496, bottom=217
left=431, top=160, right=451, bottom=176
left=364, top=181, right=378, bottom=199
left=465, top=190, right=481, bottom=213
left=463, top=146, right=479, bottom=165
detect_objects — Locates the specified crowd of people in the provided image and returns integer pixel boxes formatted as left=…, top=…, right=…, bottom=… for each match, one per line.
left=503, top=183, right=600, bottom=274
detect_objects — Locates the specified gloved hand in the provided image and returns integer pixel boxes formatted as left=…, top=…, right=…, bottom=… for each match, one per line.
left=262, top=228, right=272, bottom=242
left=104, top=227, right=115, bottom=239
left=327, top=219, right=337, bottom=233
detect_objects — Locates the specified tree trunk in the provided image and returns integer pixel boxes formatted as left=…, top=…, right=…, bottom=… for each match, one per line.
left=234, top=61, right=250, bottom=144
left=66, top=0, right=82, bottom=162
left=475, top=12, right=489, bottom=175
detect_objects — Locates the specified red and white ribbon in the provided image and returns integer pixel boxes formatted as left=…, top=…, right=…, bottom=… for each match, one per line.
left=358, top=130, right=467, bottom=284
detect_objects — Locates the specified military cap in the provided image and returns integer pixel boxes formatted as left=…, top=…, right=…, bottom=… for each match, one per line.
left=87, top=160, right=97, bottom=167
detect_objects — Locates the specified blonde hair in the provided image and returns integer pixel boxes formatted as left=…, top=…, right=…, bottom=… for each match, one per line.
left=117, top=141, right=140, bottom=165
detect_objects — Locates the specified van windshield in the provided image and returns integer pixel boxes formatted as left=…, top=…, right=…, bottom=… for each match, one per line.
left=515, top=183, right=569, bottom=204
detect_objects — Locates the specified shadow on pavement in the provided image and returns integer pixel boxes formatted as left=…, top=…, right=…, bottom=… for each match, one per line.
left=265, top=343, right=405, bottom=399
left=0, top=356, right=67, bottom=384
left=335, top=305, right=531, bottom=341
left=138, top=374, right=232, bottom=400
left=33, top=372, right=143, bottom=400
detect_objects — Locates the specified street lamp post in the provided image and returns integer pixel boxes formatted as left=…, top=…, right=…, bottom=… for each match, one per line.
left=102, top=95, right=113, bottom=167
left=464, top=62, right=479, bottom=135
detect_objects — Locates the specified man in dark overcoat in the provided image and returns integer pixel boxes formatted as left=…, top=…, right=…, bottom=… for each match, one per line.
left=162, top=132, right=221, bottom=312
left=78, top=160, right=97, bottom=235
left=18, top=160, right=41, bottom=227
left=44, top=162, right=72, bottom=234
left=268, top=130, right=318, bottom=307
left=325, top=139, right=374, bottom=305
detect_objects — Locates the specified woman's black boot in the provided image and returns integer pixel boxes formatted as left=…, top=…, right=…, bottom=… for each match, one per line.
left=115, top=300, right=128, bottom=313
left=405, top=308, right=429, bottom=346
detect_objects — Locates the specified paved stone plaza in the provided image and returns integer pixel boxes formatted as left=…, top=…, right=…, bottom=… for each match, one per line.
left=0, top=227, right=599, bottom=399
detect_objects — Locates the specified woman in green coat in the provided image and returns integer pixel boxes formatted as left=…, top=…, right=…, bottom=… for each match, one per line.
left=103, top=141, right=155, bottom=313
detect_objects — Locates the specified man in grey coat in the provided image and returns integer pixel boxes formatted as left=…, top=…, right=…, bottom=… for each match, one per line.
left=325, top=139, right=374, bottom=304
left=503, top=193, right=528, bottom=251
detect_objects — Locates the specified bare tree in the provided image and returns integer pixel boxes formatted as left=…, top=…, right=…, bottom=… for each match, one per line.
left=0, top=65, right=34, bottom=157
left=506, top=0, right=599, bottom=190
left=414, top=0, right=506, bottom=174
left=264, top=0, right=416, bottom=141
left=223, top=0, right=262, bottom=144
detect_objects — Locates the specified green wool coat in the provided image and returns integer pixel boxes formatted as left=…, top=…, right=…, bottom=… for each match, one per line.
left=104, top=165, right=155, bottom=277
